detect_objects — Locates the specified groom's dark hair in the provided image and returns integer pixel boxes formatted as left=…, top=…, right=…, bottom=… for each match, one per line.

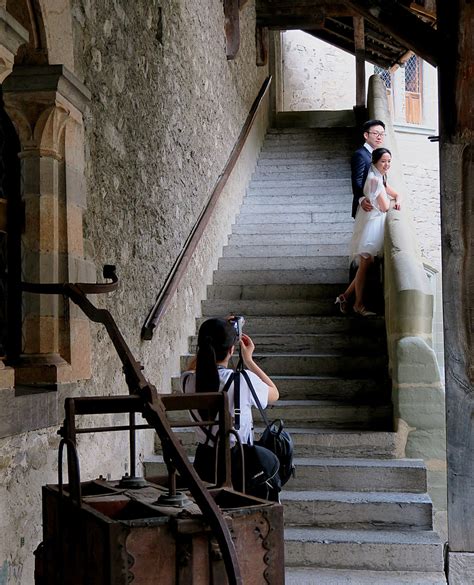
left=363, top=119, right=386, bottom=132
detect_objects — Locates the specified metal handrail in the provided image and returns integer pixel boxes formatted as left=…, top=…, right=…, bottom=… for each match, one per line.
left=141, top=76, right=272, bottom=340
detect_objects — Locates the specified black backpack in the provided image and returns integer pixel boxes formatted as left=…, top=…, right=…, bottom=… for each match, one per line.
left=239, top=369, right=295, bottom=486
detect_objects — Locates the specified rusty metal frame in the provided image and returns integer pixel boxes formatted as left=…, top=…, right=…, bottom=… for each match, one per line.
left=22, top=266, right=243, bottom=585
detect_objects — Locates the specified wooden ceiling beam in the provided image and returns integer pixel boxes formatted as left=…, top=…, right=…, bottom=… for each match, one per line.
left=343, top=0, right=439, bottom=65
left=326, top=17, right=403, bottom=53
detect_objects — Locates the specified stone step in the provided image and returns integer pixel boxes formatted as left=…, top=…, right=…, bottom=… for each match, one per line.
left=274, top=110, right=356, bottom=128
left=281, top=490, right=433, bottom=531
left=154, top=423, right=399, bottom=459
left=264, top=400, right=392, bottom=430
left=264, top=133, right=354, bottom=144
left=201, top=299, right=341, bottom=317
left=217, top=256, right=348, bottom=272
left=268, top=376, right=388, bottom=401
left=197, top=315, right=385, bottom=335
left=256, top=157, right=349, bottom=168
left=248, top=178, right=352, bottom=190
left=231, top=222, right=353, bottom=235
left=206, top=283, right=344, bottom=300
left=247, top=184, right=351, bottom=196
left=267, top=126, right=353, bottom=134
left=238, top=202, right=349, bottom=215
left=144, top=456, right=426, bottom=493
left=259, top=149, right=353, bottom=160
left=263, top=134, right=354, bottom=143
left=286, top=458, right=427, bottom=493
left=222, top=243, right=349, bottom=258
left=284, top=527, right=444, bottom=572
left=285, top=568, right=447, bottom=584
left=243, top=192, right=352, bottom=204
left=269, top=428, right=398, bottom=459
left=228, top=233, right=352, bottom=246
left=165, top=398, right=391, bottom=431
left=252, top=169, right=351, bottom=180
left=213, top=267, right=348, bottom=284
left=171, top=375, right=389, bottom=404
left=180, top=354, right=387, bottom=377
left=189, top=333, right=384, bottom=354
left=235, top=212, right=353, bottom=226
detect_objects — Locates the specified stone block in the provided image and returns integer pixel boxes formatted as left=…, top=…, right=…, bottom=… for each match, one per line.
left=0, top=364, right=14, bottom=389
left=23, top=315, right=59, bottom=354
left=395, top=337, right=442, bottom=385
left=65, top=204, right=84, bottom=256
left=394, top=387, right=446, bottom=430
left=448, top=552, right=474, bottom=585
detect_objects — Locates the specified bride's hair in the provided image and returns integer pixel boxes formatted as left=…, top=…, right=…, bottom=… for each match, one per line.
left=372, top=147, right=392, bottom=164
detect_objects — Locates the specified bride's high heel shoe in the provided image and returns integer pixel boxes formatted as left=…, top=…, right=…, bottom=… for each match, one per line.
left=353, top=305, right=376, bottom=317
left=335, top=294, right=349, bottom=314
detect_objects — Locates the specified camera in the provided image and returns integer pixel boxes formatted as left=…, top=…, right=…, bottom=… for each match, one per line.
left=229, top=315, right=245, bottom=341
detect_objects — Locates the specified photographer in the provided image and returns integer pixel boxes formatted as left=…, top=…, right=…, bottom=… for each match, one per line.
left=181, top=317, right=279, bottom=497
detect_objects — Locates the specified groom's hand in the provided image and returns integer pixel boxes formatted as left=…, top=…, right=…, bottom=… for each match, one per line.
left=361, top=199, right=373, bottom=212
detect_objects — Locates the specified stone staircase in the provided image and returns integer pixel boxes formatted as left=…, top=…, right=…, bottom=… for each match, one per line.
left=145, top=127, right=446, bottom=584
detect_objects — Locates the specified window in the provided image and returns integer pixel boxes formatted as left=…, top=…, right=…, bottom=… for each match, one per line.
left=404, top=55, right=423, bottom=124
left=374, top=65, right=394, bottom=118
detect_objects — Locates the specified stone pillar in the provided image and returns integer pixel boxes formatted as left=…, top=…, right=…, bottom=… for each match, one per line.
left=3, top=65, right=93, bottom=384
left=0, top=8, right=28, bottom=388
left=436, top=1, right=474, bottom=582
left=392, top=66, right=406, bottom=125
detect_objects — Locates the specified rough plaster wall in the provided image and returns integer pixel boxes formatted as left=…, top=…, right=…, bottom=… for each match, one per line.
left=397, top=133, right=441, bottom=270
left=0, top=1, right=268, bottom=583
left=282, top=30, right=356, bottom=111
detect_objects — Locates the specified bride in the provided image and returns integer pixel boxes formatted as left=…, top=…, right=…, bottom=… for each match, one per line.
left=336, top=147, right=401, bottom=317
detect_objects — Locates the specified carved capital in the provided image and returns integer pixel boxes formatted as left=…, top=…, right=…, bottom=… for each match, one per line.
left=3, top=65, right=91, bottom=157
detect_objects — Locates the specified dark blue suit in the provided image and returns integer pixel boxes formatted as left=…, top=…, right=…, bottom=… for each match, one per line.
left=351, top=146, right=371, bottom=218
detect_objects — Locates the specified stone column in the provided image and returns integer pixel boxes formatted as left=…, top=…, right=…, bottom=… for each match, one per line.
left=3, top=65, right=93, bottom=385
left=392, top=66, right=406, bottom=125
left=0, top=8, right=28, bottom=388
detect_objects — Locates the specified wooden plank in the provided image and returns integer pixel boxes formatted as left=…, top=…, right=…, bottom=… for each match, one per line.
left=256, top=26, right=269, bottom=66
left=224, top=0, right=240, bottom=60
left=344, top=0, right=439, bottom=65
left=353, top=16, right=366, bottom=107
left=437, top=0, right=474, bottom=554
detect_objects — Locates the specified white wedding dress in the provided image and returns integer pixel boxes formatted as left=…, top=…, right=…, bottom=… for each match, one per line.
left=349, top=164, right=389, bottom=264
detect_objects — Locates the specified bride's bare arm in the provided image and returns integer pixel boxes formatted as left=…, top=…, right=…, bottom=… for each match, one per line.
left=386, top=183, right=401, bottom=210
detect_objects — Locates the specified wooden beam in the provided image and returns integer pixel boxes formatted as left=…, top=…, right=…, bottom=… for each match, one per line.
left=437, top=0, right=474, bottom=556
left=343, top=0, right=439, bottom=66
left=256, top=26, right=269, bottom=66
left=354, top=16, right=366, bottom=107
left=224, top=0, right=240, bottom=60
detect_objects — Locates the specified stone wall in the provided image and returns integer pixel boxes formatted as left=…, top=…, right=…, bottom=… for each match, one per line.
left=0, top=2, right=269, bottom=583
left=282, top=30, right=357, bottom=111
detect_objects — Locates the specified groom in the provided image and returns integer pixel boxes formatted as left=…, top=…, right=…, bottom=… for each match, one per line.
left=351, top=119, right=386, bottom=218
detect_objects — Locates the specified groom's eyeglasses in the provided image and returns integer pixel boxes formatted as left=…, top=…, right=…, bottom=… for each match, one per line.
left=368, top=131, right=385, bottom=137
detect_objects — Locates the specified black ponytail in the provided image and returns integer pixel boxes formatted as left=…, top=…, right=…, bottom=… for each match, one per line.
left=195, top=318, right=237, bottom=421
